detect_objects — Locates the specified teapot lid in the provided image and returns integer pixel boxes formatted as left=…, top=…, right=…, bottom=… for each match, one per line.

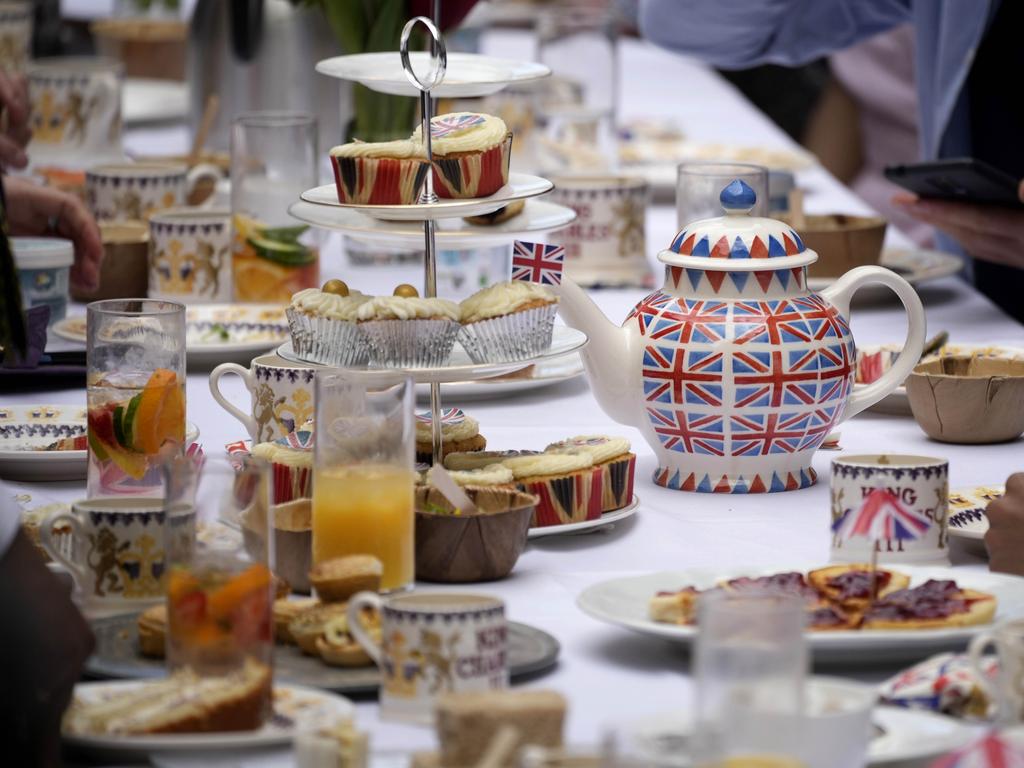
left=659, top=180, right=817, bottom=271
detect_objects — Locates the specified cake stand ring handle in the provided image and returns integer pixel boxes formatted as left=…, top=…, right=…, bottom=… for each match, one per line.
left=399, top=16, right=447, bottom=94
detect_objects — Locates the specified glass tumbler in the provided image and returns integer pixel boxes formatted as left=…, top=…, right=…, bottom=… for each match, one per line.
left=693, top=590, right=808, bottom=767
left=677, top=162, right=769, bottom=229
left=165, top=457, right=275, bottom=726
left=230, top=111, right=320, bottom=303
left=86, top=298, right=186, bottom=498
left=313, top=371, right=415, bottom=593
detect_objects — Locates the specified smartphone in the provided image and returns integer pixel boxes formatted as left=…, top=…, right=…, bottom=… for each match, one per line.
left=884, top=157, right=1022, bottom=207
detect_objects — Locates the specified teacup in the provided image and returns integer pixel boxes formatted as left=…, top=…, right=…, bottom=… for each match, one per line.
left=0, top=2, right=32, bottom=72
left=347, top=591, right=508, bottom=723
left=148, top=208, right=232, bottom=303
left=969, top=618, right=1024, bottom=724
left=27, top=57, right=124, bottom=161
left=87, top=162, right=222, bottom=222
left=210, top=354, right=316, bottom=443
left=830, top=454, right=949, bottom=565
left=548, top=174, right=650, bottom=287
left=39, top=497, right=194, bottom=610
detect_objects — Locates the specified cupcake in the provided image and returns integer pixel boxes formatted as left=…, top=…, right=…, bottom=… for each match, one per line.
left=329, top=139, right=429, bottom=205
left=546, top=435, right=636, bottom=513
left=444, top=449, right=540, bottom=471
left=415, top=407, right=486, bottom=464
left=357, top=285, right=461, bottom=368
left=458, top=281, right=559, bottom=363
left=426, top=463, right=514, bottom=488
left=250, top=424, right=314, bottom=504
left=501, top=450, right=602, bottom=527
left=412, top=112, right=513, bottom=199
left=286, top=280, right=370, bottom=366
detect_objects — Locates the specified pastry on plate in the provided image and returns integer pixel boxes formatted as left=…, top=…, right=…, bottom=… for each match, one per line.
left=425, top=463, right=514, bottom=488
left=273, top=597, right=320, bottom=644
left=329, top=139, right=429, bottom=205
left=137, top=604, right=167, bottom=658
left=546, top=435, right=636, bottom=512
left=415, top=408, right=486, bottom=465
left=412, top=112, right=513, bottom=199
left=288, top=603, right=351, bottom=656
left=309, top=555, right=383, bottom=603
left=501, top=450, right=602, bottom=527
left=861, top=579, right=997, bottom=630
left=458, top=280, right=559, bottom=364
left=286, top=281, right=370, bottom=367
left=356, top=286, right=461, bottom=368
left=315, top=611, right=380, bottom=668
left=463, top=199, right=525, bottom=226
left=807, top=564, right=911, bottom=611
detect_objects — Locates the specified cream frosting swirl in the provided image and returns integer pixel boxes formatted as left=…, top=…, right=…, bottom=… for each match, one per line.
left=415, top=414, right=480, bottom=443
left=251, top=441, right=312, bottom=468
left=330, top=139, right=426, bottom=159
left=444, top=450, right=538, bottom=471
left=546, top=435, right=631, bottom=465
left=427, top=463, right=513, bottom=488
left=502, top=450, right=592, bottom=479
left=355, top=295, right=460, bottom=322
left=411, top=112, right=509, bottom=156
left=289, top=288, right=368, bottom=321
left=459, top=280, right=557, bottom=323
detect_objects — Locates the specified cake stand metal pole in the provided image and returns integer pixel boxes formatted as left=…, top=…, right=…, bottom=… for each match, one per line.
left=401, top=16, right=447, bottom=465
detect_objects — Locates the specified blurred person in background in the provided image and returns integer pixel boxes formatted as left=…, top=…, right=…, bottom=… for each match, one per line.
left=638, top=0, right=1024, bottom=323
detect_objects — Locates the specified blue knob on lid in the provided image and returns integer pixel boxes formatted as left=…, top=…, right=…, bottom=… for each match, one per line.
left=720, top=179, right=756, bottom=213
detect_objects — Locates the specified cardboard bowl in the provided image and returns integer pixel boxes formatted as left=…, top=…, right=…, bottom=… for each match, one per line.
left=415, top=486, right=538, bottom=583
left=241, top=498, right=312, bottom=593
left=787, top=213, right=887, bottom=279
left=72, top=221, right=150, bottom=302
left=907, top=356, right=1024, bottom=444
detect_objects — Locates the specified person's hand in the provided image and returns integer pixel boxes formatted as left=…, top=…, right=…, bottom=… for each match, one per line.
left=893, top=180, right=1024, bottom=269
left=0, top=71, right=31, bottom=170
left=984, top=473, right=1024, bottom=576
left=4, top=176, right=102, bottom=292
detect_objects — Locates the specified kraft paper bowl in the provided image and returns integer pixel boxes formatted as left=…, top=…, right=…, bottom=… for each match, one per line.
left=789, top=213, right=887, bottom=279
left=907, top=356, right=1024, bottom=444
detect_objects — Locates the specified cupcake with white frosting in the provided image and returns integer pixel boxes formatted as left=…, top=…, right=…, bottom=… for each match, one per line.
left=425, top=463, right=514, bottom=488
left=501, top=449, right=602, bottom=527
left=415, top=407, right=486, bottom=464
left=546, top=435, right=636, bottom=513
left=411, top=112, right=513, bottom=199
left=444, top=449, right=540, bottom=471
left=329, top=139, right=429, bottom=205
left=458, top=280, right=559, bottom=363
left=357, top=284, right=461, bottom=368
left=286, top=280, right=370, bottom=366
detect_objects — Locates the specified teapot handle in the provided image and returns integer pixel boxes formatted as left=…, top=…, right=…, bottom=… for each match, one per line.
left=819, top=265, right=926, bottom=422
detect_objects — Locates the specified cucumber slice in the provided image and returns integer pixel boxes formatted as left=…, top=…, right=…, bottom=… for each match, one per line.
left=113, top=405, right=127, bottom=449
left=246, top=236, right=315, bottom=266
left=87, top=430, right=110, bottom=462
left=260, top=225, right=308, bottom=243
left=124, top=393, right=142, bottom=451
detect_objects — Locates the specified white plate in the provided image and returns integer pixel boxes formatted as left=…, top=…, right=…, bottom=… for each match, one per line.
left=315, top=51, right=550, bottom=98
left=576, top=565, right=1024, bottom=663
left=51, top=304, right=288, bottom=368
left=289, top=197, right=575, bottom=248
left=414, top=352, right=584, bottom=401
left=807, top=247, right=963, bottom=292
left=278, top=325, right=588, bottom=385
left=0, top=404, right=199, bottom=482
left=300, top=173, right=554, bottom=221
left=123, top=78, right=189, bottom=125
left=529, top=495, right=639, bottom=539
left=63, top=680, right=352, bottom=756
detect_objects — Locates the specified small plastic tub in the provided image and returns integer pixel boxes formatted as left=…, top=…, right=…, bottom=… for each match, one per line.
left=13, top=237, right=74, bottom=327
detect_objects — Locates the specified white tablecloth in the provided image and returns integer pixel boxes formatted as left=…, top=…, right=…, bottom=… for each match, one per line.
left=12, top=32, right=1024, bottom=765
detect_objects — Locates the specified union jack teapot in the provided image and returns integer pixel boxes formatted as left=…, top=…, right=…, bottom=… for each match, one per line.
left=557, top=180, right=926, bottom=493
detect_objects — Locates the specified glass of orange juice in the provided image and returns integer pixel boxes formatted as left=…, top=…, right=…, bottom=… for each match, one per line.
left=230, top=112, right=320, bottom=303
left=313, top=371, right=415, bottom=593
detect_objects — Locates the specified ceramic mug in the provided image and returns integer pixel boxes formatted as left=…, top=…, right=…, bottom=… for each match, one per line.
left=210, top=354, right=316, bottom=443
left=0, top=2, right=32, bottom=72
left=27, top=57, right=123, bottom=160
left=87, top=162, right=222, bottom=222
left=548, top=174, right=650, bottom=287
left=39, top=497, right=194, bottom=609
left=830, top=454, right=949, bottom=565
left=347, top=591, right=508, bottom=724
left=969, top=619, right=1024, bottom=724
left=148, top=208, right=232, bottom=303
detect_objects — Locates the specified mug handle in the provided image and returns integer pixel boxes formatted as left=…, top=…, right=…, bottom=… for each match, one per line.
left=347, top=591, right=384, bottom=665
left=819, top=265, right=926, bottom=421
left=967, top=630, right=1001, bottom=717
left=185, top=163, right=222, bottom=197
left=208, top=362, right=257, bottom=439
left=39, top=509, right=87, bottom=587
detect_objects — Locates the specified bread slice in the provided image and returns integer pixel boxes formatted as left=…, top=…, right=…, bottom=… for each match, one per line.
left=649, top=586, right=700, bottom=625
left=808, top=564, right=911, bottom=611
left=861, top=581, right=997, bottom=630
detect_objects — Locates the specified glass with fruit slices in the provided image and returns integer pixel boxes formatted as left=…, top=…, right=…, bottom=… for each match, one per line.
left=86, top=299, right=186, bottom=497
left=231, top=113, right=320, bottom=303
left=165, top=457, right=276, bottom=725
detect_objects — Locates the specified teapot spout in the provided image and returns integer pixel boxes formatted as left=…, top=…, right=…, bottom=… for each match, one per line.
left=557, top=277, right=638, bottom=427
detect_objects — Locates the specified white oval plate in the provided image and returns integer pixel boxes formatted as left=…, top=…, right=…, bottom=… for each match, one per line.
left=315, top=51, right=550, bottom=98
left=278, top=325, right=588, bottom=385
left=807, top=247, right=964, bottom=292
left=63, top=680, right=352, bottom=756
left=577, top=565, right=1024, bottom=663
left=300, top=173, right=554, bottom=221
left=529, top=495, right=639, bottom=539
left=289, top=197, right=575, bottom=248
left=414, top=352, right=584, bottom=401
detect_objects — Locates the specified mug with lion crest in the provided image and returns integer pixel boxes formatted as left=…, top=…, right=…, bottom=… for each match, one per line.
left=149, top=208, right=232, bottom=303
left=87, top=162, right=222, bottom=223
left=27, top=57, right=124, bottom=162
left=0, top=2, right=32, bottom=73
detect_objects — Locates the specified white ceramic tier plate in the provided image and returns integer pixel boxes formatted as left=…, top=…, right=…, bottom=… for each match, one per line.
left=0, top=405, right=198, bottom=482
left=278, top=325, right=588, bottom=385
left=948, top=484, right=1003, bottom=557
left=289, top=198, right=575, bottom=248
left=52, top=304, right=288, bottom=368
left=62, top=680, right=352, bottom=757
left=315, top=51, right=550, bottom=98
left=123, top=78, right=189, bottom=125
left=300, top=173, right=554, bottom=221
left=529, top=495, right=640, bottom=539
left=576, top=565, right=1024, bottom=663
left=414, top=353, right=584, bottom=401
left=807, top=247, right=963, bottom=292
